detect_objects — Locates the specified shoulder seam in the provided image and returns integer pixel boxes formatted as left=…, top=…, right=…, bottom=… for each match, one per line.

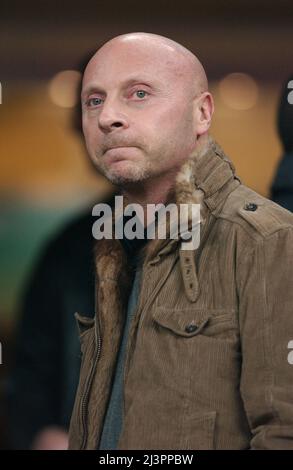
left=214, top=211, right=293, bottom=242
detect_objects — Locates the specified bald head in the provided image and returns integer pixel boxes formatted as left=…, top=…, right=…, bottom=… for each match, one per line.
left=81, top=31, right=213, bottom=187
left=84, top=32, right=208, bottom=96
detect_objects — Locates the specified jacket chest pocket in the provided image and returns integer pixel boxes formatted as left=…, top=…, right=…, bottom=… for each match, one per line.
left=150, top=306, right=241, bottom=402
left=152, top=307, right=211, bottom=337
left=139, top=307, right=240, bottom=449
left=152, top=305, right=238, bottom=341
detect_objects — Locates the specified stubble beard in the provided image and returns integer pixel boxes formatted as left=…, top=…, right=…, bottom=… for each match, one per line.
left=97, top=157, right=154, bottom=186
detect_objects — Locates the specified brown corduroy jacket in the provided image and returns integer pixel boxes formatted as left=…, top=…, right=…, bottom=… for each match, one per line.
left=69, top=138, right=293, bottom=450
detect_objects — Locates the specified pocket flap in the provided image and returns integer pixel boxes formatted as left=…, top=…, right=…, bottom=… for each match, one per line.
left=153, top=307, right=210, bottom=337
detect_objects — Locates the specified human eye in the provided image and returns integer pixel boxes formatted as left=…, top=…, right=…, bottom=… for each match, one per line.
left=85, top=96, right=104, bottom=108
left=135, top=89, right=149, bottom=99
left=131, top=89, right=150, bottom=100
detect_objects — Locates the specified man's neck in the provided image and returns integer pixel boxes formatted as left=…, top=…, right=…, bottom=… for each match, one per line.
left=120, top=170, right=178, bottom=227
left=122, top=170, right=177, bottom=206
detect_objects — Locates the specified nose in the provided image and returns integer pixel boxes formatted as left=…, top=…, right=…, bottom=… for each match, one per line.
left=98, top=98, right=128, bottom=133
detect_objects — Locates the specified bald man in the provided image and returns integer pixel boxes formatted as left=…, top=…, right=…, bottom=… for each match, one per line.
left=69, top=33, right=293, bottom=450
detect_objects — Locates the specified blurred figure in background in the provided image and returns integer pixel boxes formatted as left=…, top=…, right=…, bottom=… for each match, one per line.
left=7, top=51, right=114, bottom=449
left=8, top=193, right=114, bottom=449
left=8, top=208, right=95, bottom=449
left=271, top=76, right=293, bottom=211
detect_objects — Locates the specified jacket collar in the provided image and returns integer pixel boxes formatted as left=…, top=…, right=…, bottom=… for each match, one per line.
left=139, top=135, right=240, bottom=262
left=176, top=135, right=238, bottom=212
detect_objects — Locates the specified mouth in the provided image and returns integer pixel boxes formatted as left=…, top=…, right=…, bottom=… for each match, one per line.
left=106, top=145, right=134, bottom=151
left=104, top=146, right=136, bottom=163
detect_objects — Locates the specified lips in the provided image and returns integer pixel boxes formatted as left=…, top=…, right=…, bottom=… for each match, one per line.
left=106, top=145, right=133, bottom=151
left=104, top=146, right=136, bottom=163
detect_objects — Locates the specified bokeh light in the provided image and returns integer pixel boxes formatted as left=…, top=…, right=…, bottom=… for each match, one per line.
left=48, top=70, right=81, bottom=108
left=218, top=73, right=259, bottom=110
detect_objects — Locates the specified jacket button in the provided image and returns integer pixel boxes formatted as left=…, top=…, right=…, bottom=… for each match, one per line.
left=185, top=324, right=197, bottom=333
left=244, top=202, right=258, bottom=211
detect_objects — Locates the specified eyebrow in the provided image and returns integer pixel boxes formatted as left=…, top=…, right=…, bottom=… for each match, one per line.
left=81, top=75, right=160, bottom=99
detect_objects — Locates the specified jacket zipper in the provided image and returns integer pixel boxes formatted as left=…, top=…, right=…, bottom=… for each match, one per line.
left=80, top=318, right=102, bottom=449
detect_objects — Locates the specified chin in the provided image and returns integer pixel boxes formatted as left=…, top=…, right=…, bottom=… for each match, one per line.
left=106, top=172, right=146, bottom=185
left=105, top=163, right=151, bottom=185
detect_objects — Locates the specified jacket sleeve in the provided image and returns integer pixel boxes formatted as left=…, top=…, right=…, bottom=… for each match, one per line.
left=238, top=227, right=293, bottom=449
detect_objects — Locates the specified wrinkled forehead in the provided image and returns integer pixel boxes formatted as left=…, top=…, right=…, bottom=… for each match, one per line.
left=82, top=41, right=190, bottom=91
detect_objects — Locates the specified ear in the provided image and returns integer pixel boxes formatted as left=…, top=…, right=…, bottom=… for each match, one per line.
left=193, top=92, right=214, bottom=136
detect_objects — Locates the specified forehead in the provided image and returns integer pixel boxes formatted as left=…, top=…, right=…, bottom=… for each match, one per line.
left=82, top=41, right=185, bottom=91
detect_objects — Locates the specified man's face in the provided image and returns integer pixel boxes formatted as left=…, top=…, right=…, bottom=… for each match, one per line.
left=81, top=40, right=199, bottom=185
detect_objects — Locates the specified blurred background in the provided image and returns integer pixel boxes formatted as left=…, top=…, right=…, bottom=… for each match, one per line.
left=0, top=0, right=292, bottom=449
